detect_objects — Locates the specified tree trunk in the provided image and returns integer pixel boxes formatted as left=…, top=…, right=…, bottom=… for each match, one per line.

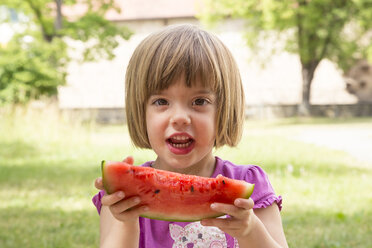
left=298, top=61, right=319, bottom=116
left=26, top=0, right=54, bottom=42
left=55, top=0, right=63, bottom=31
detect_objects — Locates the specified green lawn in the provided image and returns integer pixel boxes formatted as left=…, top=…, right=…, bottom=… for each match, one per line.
left=1, top=108, right=371, bottom=247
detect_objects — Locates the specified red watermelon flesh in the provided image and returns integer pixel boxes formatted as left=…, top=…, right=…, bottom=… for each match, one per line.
left=101, top=160, right=255, bottom=222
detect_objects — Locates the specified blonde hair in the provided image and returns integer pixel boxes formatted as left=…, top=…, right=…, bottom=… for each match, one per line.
left=125, top=24, right=245, bottom=148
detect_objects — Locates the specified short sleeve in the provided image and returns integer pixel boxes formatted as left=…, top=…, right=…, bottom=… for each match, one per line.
left=244, top=166, right=282, bottom=211
left=92, top=190, right=105, bottom=214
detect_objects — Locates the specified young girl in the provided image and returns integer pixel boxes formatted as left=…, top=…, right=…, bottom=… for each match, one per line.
left=93, top=24, right=288, bottom=248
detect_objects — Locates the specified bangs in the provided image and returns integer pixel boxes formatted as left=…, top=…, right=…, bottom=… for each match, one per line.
left=145, top=25, right=222, bottom=98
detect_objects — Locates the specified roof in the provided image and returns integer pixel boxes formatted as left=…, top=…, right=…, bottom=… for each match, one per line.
left=63, top=0, right=199, bottom=21
left=106, top=0, right=199, bottom=21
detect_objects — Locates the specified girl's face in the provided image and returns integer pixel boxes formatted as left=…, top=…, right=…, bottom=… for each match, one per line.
left=145, top=75, right=216, bottom=176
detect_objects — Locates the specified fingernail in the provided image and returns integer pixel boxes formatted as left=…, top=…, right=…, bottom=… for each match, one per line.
left=210, top=203, right=217, bottom=209
left=134, top=197, right=141, bottom=204
left=143, top=206, right=149, bottom=212
left=117, top=191, right=124, bottom=198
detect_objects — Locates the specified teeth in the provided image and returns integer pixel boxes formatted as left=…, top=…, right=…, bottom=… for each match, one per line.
left=170, top=140, right=192, bottom=148
left=173, top=136, right=188, bottom=141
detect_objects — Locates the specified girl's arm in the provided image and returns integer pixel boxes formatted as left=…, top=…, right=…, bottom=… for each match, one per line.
left=95, top=177, right=147, bottom=248
left=253, top=204, right=288, bottom=247
left=201, top=198, right=288, bottom=248
left=236, top=203, right=288, bottom=248
left=100, top=206, right=139, bottom=248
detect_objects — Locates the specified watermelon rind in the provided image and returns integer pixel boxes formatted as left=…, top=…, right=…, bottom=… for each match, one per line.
left=244, top=184, right=255, bottom=200
left=101, top=160, right=113, bottom=194
left=101, top=160, right=107, bottom=192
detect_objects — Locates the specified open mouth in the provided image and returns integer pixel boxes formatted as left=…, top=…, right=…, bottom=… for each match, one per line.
left=166, top=135, right=195, bottom=154
left=167, top=136, right=194, bottom=148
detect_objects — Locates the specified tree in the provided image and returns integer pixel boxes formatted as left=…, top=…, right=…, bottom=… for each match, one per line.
left=0, top=0, right=132, bottom=105
left=201, top=0, right=372, bottom=115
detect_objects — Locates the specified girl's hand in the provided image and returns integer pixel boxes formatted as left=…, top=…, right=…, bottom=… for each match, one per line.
left=94, top=177, right=105, bottom=191
left=201, top=198, right=257, bottom=239
left=94, top=177, right=148, bottom=223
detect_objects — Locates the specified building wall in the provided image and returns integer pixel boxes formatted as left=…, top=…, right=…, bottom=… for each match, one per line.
left=58, top=18, right=358, bottom=109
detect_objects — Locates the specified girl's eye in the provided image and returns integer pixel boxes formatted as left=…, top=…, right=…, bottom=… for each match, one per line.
left=193, top=98, right=210, bottom=106
left=153, top=98, right=168, bottom=106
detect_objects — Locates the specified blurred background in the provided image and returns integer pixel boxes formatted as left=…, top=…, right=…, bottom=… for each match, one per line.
left=0, top=0, right=371, bottom=247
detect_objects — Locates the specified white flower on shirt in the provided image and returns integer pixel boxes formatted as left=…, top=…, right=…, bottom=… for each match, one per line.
left=169, top=222, right=227, bottom=248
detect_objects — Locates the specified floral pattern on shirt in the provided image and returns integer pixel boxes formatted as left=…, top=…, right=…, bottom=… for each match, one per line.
left=169, top=222, right=227, bottom=248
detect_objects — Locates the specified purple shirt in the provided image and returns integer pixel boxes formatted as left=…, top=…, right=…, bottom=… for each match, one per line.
left=92, top=156, right=282, bottom=248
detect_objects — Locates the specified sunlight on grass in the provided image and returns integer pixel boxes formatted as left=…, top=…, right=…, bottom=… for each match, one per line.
left=1, top=106, right=371, bottom=247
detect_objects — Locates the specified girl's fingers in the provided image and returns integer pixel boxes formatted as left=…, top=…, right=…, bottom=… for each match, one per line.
left=234, top=198, right=254, bottom=210
left=101, top=191, right=125, bottom=206
left=122, top=156, right=134, bottom=165
left=210, top=202, right=246, bottom=219
left=208, top=198, right=254, bottom=217
left=101, top=190, right=148, bottom=222
left=116, top=205, right=149, bottom=221
left=94, top=177, right=104, bottom=190
left=109, top=196, right=142, bottom=215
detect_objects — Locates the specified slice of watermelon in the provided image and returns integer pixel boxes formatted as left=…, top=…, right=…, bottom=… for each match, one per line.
left=101, top=160, right=255, bottom=222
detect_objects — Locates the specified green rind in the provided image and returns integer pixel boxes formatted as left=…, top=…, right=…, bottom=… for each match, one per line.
left=244, top=184, right=255, bottom=199
left=101, top=160, right=110, bottom=194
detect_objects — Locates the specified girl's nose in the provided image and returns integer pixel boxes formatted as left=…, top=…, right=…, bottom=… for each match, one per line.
left=170, top=106, right=191, bottom=127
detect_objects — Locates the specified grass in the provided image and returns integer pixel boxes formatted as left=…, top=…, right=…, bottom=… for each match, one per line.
left=0, top=106, right=371, bottom=247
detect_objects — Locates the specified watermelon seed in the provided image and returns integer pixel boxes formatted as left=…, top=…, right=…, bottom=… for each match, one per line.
left=154, top=189, right=160, bottom=194
left=222, top=180, right=225, bottom=185
left=190, top=185, right=194, bottom=192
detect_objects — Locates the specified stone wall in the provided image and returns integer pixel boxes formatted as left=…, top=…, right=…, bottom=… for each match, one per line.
left=246, top=104, right=372, bottom=119
left=61, top=104, right=372, bottom=124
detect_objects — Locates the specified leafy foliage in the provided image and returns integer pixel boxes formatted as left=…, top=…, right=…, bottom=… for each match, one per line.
left=202, top=0, right=372, bottom=70
left=0, top=0, right=132, bottom=105
left=0, top=32, right=67, bottom=104
left=201, top=0, right=372, bottom=114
